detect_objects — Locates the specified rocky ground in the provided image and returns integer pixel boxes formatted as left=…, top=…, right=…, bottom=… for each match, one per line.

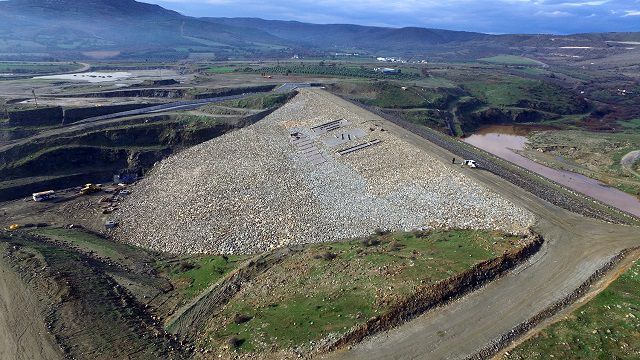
left=115, top=89, right=534, bottom=254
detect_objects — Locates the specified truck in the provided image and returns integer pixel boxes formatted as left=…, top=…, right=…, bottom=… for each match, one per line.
left=33, top=190, right=56, bottom=202
left=461, top=160, right=478, bottom=168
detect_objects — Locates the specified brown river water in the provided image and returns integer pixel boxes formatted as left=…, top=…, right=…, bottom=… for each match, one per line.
left=463, top=125, right=640, bottom=217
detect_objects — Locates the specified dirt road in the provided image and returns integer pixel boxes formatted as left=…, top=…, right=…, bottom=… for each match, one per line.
left=320, top=90, right=640, bottom=360
left=0, top=246, right=63, bottom=360
left=0, top=93, right=262, bottom=153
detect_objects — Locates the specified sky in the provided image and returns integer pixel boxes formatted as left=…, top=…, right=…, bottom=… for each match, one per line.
left=149, top=0, right=640, bottom=34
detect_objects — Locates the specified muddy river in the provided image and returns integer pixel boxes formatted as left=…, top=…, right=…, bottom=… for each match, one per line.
left=464, top=125, right=640, bottom=217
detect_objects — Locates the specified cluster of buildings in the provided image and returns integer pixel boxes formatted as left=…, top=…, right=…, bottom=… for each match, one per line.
left=376, top=56, right=406, bottom=63
left=373, top=67, right=402, bottom=75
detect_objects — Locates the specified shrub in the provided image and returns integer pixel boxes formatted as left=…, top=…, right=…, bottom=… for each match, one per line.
left=361, top=236, right=382, bottom=247
left=177, top=261, right=197, bottom=272
left=233, top=313, right=252, bottom=324
left=390, top=241, right=404, bottom=251
left=227, top=336, right=243, bottom=349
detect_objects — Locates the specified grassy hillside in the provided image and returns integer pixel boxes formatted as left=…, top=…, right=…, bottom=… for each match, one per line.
left=202, top=230, right=525, bottom=355
left=479, top=55, right=544, bottom=66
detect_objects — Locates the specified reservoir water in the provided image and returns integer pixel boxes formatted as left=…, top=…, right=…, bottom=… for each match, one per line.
left=463, top=125, right=640, bottom=217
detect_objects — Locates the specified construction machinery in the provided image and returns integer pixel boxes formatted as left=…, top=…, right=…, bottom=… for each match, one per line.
left=79, top=183, right=101, bottom=195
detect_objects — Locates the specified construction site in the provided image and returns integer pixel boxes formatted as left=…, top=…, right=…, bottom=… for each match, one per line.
left=0, top=58, right=638, bottom=360
left=114, top=89, right=534, bottom=254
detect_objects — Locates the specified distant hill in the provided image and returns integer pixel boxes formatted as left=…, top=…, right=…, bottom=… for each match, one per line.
left=0, top=0, right=638, bottom=61
left=203, top=18, right=491, bottom=52
left=0, top=0, right=289, bottom=60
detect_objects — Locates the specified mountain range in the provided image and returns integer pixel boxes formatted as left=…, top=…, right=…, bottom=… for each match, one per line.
left=0, top=0, right=638, bottom=61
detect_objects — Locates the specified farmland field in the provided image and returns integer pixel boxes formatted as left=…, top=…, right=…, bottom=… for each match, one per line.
left=0, top=61, right=83, bottom=74
left=207, top=66, right=236, bottom=74
left=479, top=55, right=545, bottom=66
left=239, top=64, right=420, bottom=80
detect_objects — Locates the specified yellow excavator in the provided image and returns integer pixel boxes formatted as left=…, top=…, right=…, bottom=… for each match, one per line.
left=79, top=183, right=101, bottom=195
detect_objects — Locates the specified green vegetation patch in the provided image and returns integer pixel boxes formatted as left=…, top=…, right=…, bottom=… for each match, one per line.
left=478, top=55, right=544, bottom=66
left=361, top=83, right=451, bottom=109
left=220, top=93, right=292, bottom=110
left=462, top=77, right=583, bottom=114
left=0, top=61, right=82, bottom=74
left=33, top=227, right=128, bottom=262
left=507, top=259, right=640, bottom=359
left=391, top=108, right=451, bottom=133
left=328, top=81, right=454, bottom=109
left=204, top=230, right=523, bottom=354
left=156, top=254, right=249, bottom=300
left=240, top=64, right=419, bottom=80
left=618, top=118, right=640, bottom=133
left=30, top=227, right=161, bottom=272
left=207, top=66, right=236, bottom=74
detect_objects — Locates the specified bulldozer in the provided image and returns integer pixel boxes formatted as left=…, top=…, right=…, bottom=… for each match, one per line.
left=79, top=183, right=101, bottom=195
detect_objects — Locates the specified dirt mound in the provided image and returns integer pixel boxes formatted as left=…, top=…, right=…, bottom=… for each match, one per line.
left=115, top=89, right=534, bottom=254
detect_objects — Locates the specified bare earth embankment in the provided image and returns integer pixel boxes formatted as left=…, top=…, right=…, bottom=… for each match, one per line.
left=0, top=245, right=63, bottom=360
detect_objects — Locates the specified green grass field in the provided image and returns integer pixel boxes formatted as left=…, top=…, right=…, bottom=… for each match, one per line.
left=155, top=254, right=249, bottom=300
left=479, top=55, right=544, bottom=66
left=207, top=66, right=236, bottom=74
left=507, top=259, right=640, bottom=359
left=361, top=83, right=450, bottom=109
left=204, top=230, right=523, bottom=353
left=219, top=93, right=292, bottom=110
left=618, top=118, right=640, bottom=133
left=0, top=61, right=82, bottom=74
left=462, top=77, right=582, bottom=114
left=29, top=227, right=174, bottom=274
left=240, top=64, right=420, bottom=80
left=32, top=227, right=141, bottom=265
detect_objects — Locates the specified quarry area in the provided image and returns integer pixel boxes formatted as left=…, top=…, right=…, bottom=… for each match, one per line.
left=115, top=89, right=534, bottom=254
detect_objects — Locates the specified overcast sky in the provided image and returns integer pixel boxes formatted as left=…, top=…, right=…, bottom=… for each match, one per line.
left=148, top=0, right=640, bottom=34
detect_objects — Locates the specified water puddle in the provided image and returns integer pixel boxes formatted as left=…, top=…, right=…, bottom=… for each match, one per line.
left=34, top=71, right=132, bottom=83
left=464, top=125, right=640, bottom=217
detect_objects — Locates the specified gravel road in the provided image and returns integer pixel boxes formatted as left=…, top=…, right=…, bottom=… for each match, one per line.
left=115, top=89, right=533, bottom=254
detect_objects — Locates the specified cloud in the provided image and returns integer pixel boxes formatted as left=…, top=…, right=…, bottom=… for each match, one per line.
left=536, top=10, right=573, bottom=16
left=149, top=0, right=640, bottom=33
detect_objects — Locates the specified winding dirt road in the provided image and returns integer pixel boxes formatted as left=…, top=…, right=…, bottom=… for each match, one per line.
left=321, top=90, right=640, bottom=360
